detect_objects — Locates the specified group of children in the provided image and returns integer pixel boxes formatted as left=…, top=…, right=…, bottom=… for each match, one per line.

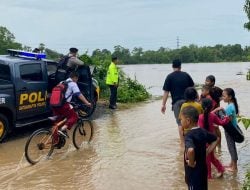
left=180, top=75, right=239, bottom=190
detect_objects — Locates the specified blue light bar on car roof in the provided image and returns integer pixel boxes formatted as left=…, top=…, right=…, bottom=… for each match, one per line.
left=7, top=49, right=46, bottom=59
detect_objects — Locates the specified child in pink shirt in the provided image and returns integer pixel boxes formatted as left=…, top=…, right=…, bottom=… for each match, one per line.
left=198, top=98, right=230, bottom=179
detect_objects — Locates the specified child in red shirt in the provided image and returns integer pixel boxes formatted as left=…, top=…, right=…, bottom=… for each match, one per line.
left=198, top=98, right=230, bottom=179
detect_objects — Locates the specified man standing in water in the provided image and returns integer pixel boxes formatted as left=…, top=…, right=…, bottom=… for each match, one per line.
left=161, top=59, right=194, bottom=145
left=106, top=56, right=119, bottom=109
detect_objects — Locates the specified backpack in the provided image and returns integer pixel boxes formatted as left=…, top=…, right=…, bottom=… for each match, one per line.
left=58, top=55, right=70, bottom=70
left=50, top=81, right=72, bottom=107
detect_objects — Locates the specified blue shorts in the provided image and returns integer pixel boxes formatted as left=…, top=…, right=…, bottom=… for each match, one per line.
left=172, top=99, right=185, bottom=126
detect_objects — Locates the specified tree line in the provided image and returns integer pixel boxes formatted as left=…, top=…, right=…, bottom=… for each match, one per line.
left=93, top=44, right=250, bottom=64
left=1, top=26, right=250, bottom=65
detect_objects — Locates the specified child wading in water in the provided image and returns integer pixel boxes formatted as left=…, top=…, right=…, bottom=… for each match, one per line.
left=222, top=88, right=239, bottom=172
left=180, top=87, right=203, bottom=136
left=200, top=85, right=217, bottom=110
left=180, top=106, right=218, bottom=190
left=198, top=98, right=230, bottom=179
left=181, top=87, right=203, bottom=114
left=204, top=75, right=223, bottom=151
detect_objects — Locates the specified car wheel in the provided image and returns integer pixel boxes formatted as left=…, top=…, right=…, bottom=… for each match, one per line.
left=0, top=113, right=9, bottom=143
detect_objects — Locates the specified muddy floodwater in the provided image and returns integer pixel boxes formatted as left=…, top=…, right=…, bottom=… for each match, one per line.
left=0, top=63, right=250, bottom=189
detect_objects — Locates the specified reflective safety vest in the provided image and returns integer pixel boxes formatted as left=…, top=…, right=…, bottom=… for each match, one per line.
left=106, top=62, right=119, bottom=85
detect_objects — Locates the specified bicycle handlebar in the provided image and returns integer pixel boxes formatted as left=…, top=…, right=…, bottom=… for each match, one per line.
left=70, top=102, right=82, bottom=110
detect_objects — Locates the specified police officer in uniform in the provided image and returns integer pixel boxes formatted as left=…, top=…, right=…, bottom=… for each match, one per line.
left=67, top=47, right=84, bottom=69
left=106, top=56, right=119, bottom=109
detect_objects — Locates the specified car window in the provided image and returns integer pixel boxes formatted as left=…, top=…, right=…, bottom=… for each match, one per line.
left=20, top=63, right=43, bottom=81
left=46, top=61, right=58, bottom=75
left=0, top=64, right=11, bottom=81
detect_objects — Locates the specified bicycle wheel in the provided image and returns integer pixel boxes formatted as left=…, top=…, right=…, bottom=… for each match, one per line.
left=73, top=120, right=93, bottom=149
left=25, top=128, right=54, bottom=165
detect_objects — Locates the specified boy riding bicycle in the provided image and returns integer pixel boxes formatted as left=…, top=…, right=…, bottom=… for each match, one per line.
left=51, top=71, right=91, bottom=138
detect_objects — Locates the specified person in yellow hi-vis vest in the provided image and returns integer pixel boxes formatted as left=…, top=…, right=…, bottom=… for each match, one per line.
left=106, top=56, right=119, bottom=109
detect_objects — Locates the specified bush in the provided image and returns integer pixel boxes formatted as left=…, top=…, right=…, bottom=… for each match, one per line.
left=242, top=171, right=250, bottom=189
left=117, top=77, right=150, bottom=103
left=89, top=53, right=151, bottom=103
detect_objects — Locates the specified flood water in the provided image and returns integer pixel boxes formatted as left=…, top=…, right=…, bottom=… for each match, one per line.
left=0, top=62, right=250, bottom=189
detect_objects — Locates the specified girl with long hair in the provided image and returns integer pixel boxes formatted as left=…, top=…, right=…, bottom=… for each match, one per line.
left=222, top=88, right=239, bottom=172
left=198, top=98, right=230, bottom=178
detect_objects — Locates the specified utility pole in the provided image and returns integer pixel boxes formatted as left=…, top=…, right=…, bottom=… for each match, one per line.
left=176, top=36, right=180, bottom=49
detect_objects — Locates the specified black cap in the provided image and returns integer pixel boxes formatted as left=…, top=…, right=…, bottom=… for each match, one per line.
left=172, top=59, right=181, bottom=68
left=32, top=48, right=40, bottom=53
left=69, top=47, right=78, bottom=53
left=112, top=56, right=118, bottom=62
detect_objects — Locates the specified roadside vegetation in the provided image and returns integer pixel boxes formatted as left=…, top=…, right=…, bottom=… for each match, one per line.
left=80, top=50, right=150, bottom=102
left=240, top=115, right=250, bottom=190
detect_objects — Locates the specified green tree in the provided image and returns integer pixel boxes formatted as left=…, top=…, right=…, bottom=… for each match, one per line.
left=0, top=26, right=22, bottom=54
left=45, top=48, right=62, bottom=60
left=131, top=47, right=143, bottom=64
left=244, top=0, right=250, bottom=30
left=38, top=43, right=45, bottom=52
left=156, top=47, right=171, bottom=63
left=197, top=47, right=213, bottom=62
left=23, top=46, right=32, bottom=52
left=112, top=45, right=131, bottom=64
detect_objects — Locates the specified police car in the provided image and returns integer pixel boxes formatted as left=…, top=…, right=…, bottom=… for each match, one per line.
left=0, top=49, right=99, bottom=142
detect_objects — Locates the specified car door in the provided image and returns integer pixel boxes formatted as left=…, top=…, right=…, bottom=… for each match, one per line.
left=15, top=61, right=49, bottom=119
left=72, top=65, right=97, bottom=118
left=76, top=65, right=93, bottom=101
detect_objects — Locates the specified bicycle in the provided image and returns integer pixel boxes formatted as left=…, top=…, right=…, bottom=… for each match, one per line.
left=24, top=103, right=94, bottom=165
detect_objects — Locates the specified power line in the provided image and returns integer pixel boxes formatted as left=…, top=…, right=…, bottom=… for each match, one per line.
left=177, top=36, right=180, bottom=49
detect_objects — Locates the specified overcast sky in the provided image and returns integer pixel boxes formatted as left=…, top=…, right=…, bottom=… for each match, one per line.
left=0, top=0, right=249, bottom=54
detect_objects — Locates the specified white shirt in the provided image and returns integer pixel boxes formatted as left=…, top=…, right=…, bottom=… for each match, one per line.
left=65, top=78, right=81, bottom=102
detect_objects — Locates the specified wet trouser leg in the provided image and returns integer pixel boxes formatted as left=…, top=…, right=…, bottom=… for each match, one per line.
left=109, top=85, right=117, bottom=107
left=207, top=151, right=224, bottom=178
left=225, top=131, right=238, bottom=161
left=210, top=151, right=224, bottom=173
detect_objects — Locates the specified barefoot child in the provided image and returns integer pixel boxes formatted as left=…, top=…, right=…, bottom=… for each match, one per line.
left=222, top=88, right=239, bottom=172
left=180, top=106, right=218, bottom=190
left=205, top=75, right=223, bottom=151
left=180, top=87, right=203, bottom=136
left=198, top=98, right=230, bottom=179
left=205, top=75, right=223, bottom=107
left=199, top=85, right=217, bottom=110
left=181, top=87, right=203, bottom=114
